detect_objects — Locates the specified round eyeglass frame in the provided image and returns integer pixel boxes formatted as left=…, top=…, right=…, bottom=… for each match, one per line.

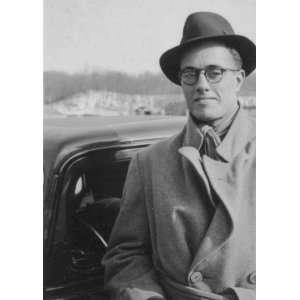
left=178, top=67, right=241, bottom=85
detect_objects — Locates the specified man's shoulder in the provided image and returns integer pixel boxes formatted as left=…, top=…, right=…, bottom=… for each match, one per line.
left=245, top=109, right=256, bottom=140
left=240, top=107, right=256, bottom=126
left=239, top=107, right=256, bottom=139
left=237, top=107, right=256, bottom=157
left=138, top=128, right=185, bottom=161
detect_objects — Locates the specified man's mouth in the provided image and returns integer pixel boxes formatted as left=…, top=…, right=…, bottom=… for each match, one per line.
left=194, top=97, right=216, bottom=102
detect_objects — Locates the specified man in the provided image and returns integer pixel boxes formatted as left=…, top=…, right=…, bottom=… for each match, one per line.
left=103, top=12, right=256, bottom=300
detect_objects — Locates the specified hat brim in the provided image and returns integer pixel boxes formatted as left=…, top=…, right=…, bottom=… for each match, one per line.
left=159, top=35, right=256, bottom=85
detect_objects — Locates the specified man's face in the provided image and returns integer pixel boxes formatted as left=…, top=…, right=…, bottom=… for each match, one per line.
left=180, top=42, right=245, bottom=125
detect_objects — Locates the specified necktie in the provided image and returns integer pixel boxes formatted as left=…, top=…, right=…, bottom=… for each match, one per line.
left=199, top=125, right=221, bottom=160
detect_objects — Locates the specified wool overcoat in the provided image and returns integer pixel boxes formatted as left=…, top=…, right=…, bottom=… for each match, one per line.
left=103, top=107, right=256, bottom=300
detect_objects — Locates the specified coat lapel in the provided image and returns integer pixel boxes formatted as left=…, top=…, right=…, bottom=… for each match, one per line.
left=188, top=157, right=235, bottom=272
left=178, top=146, right=213, bottom=205
left=203, top=156, right=238, bottom=220
left=178, top=107, right=255, bottom=272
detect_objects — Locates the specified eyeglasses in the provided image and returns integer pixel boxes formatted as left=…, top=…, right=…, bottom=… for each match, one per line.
left=179, top=66, right=241, bottom=85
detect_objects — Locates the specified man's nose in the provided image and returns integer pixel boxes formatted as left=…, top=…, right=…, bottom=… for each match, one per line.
left=195, top=72, right=210, bottom=91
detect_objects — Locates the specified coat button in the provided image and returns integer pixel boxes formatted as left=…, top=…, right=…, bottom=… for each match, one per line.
left=190, top=271, right=203, bottom=283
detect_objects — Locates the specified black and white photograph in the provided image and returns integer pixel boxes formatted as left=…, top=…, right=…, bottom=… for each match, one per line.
left=43, top=1, right=256, bottom=299
left=5, top=1, right=300, bottom=300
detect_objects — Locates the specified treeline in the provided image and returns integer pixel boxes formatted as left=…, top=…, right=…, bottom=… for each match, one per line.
left=44, top=70, right=255, bottom=104
left=44, top=71, right=181, bottom=104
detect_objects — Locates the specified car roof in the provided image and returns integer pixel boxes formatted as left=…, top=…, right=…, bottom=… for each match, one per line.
left=44, top=115, right=185, bottom=180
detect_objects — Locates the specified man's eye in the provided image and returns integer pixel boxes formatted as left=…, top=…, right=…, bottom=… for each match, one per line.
left=207, top=70, right=222, bottom=78
left=183, top=71, right=196, bottom=78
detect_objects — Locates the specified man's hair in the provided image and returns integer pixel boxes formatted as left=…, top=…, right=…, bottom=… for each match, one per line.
left=228, top=47, right=243, bottom=69
left=180, top=41, right=243, bottom=70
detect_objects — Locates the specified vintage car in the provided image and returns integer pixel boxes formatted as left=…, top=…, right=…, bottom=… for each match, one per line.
left=44, top=115, right=185, bottom=300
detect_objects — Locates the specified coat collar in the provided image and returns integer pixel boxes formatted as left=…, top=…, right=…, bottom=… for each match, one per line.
left=216, top=106, right=255, bottom=162
left=182, top=105, right=255, bottom=162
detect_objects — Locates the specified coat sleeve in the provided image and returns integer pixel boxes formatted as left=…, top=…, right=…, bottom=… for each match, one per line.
left=102, top=154, right=166, bottom=300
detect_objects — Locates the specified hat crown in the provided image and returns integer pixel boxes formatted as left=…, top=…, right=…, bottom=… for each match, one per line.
left=181, top=12, right=235, bottom=44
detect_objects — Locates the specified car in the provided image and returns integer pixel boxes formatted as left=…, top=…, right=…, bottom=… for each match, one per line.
left=43, top=115, right=185, bottom=300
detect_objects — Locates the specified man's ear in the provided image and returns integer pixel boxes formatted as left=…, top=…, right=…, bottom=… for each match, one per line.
left=235, top=69, right=246, bottom=92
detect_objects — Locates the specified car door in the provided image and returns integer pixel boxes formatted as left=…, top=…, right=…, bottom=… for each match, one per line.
left=44, top=143, right=149, bottom=300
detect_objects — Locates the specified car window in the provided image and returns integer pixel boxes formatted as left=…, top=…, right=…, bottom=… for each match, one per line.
left=74, top=176, right=84, bottom=195
left=44, top=147, right=138, bottom=291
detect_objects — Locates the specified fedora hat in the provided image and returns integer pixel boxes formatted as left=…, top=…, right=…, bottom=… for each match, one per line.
left=159, top=12, right=256, bottom=85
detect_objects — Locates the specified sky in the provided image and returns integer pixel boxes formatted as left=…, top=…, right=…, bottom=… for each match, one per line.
left=44, top=0, right=256, bottom=74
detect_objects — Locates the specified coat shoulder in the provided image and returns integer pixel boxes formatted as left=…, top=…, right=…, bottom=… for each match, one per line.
left=138, top=128, right=185, bottom=163
left=242, top=108, right=256, bottom=138
left=242, top=108, right=256, bottom=152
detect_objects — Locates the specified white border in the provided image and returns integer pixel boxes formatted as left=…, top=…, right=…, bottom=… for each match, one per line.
left=258, top=1, right=300, bottom=299
left=0, top=2, right=43, bottom=299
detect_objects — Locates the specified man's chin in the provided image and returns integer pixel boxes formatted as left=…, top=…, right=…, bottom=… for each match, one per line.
left=190, top=110, right=221, bottom=124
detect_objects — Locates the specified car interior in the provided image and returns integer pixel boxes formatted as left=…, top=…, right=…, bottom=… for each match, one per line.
left=45, top=147, right=138, bottom=289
